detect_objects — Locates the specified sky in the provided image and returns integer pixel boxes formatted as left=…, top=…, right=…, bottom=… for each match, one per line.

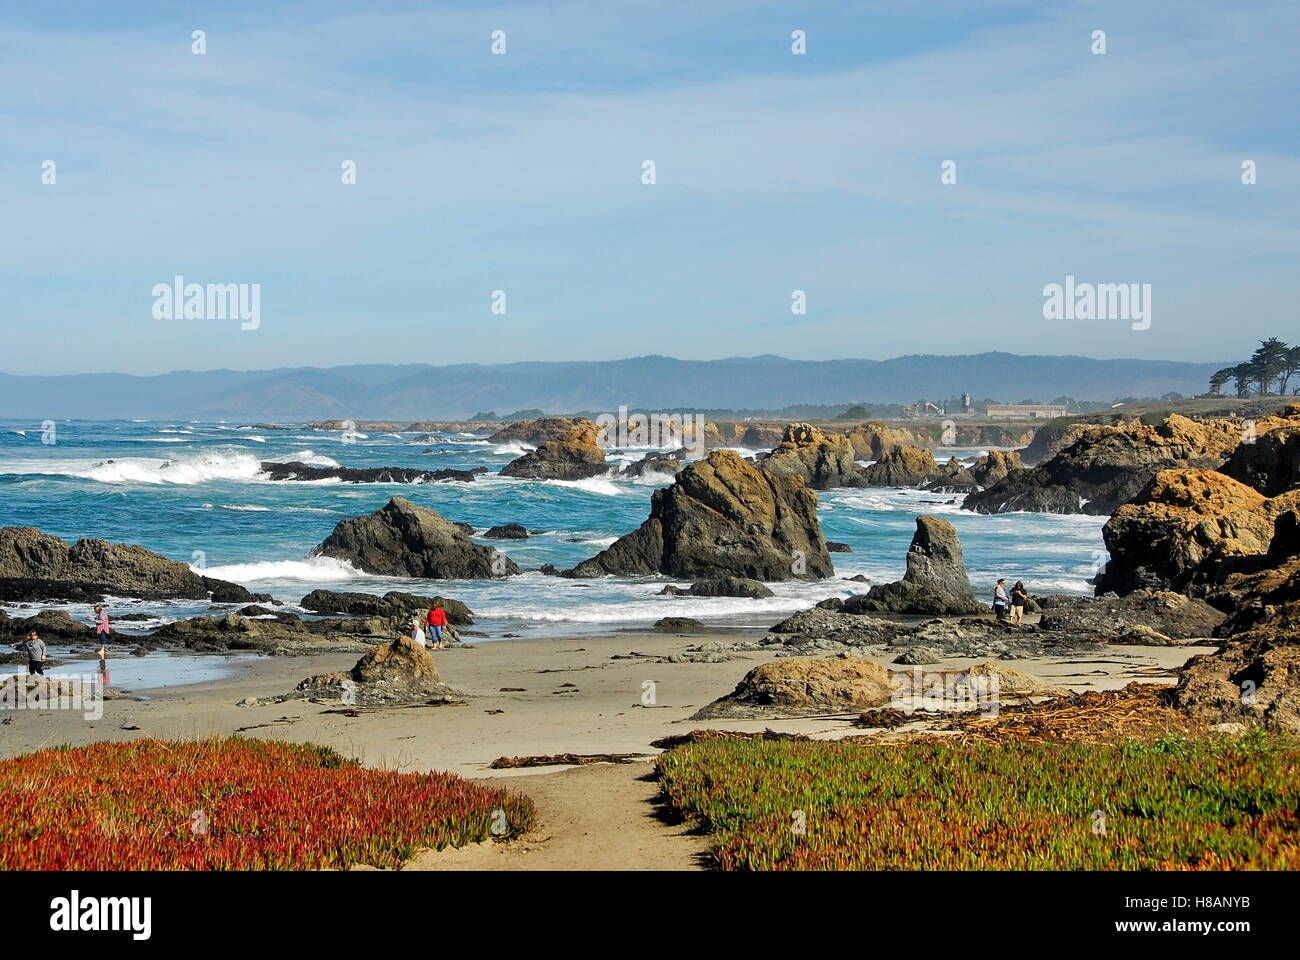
left=1, top=0, right=1297, bottom=375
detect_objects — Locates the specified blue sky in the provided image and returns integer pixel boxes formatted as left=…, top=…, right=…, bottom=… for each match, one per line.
left=1, top=0, right=1297, bottom=375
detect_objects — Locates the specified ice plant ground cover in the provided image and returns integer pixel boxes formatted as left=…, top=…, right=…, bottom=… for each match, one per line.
left=655, top=732, right=1300, bottom=870
left=0, top=738, right=536, bottom=870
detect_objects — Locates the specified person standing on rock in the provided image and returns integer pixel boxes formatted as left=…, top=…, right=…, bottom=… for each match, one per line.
left=15, top=631, right=47, bottom=676
left=425, top=603, right=447, bottom=650
left=1009, top=581, right=1029, bottom=625
left=992, top=579, right=1010, bottom=620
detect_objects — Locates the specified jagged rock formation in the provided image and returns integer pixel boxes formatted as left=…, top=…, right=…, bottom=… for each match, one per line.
left=312, top=497, right=521, bottom=578
left=499, top=424, right=608, bottom=480
left=0, top=527, right=261, bottom=603
left=487, top=417, right=598, bottom=446
left=291, top=635, right=460, bottom=706
left=1036, top=591, right=1224, bottom=639
left=845, top=516, right=984, bottom=615
left=965, top=415, right=1255, bottom=515
left=566, top=450, right=832, bottom=581
left=754, top=423, right=865, bottom=489
left=483, top=524, right=529, bottom=540
left=619, top=450, right=686, bottom=479
left=858, top=445, right=940, bottom=487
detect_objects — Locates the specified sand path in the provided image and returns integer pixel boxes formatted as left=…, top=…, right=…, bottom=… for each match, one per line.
left=406, top=761, right=710, bottom=870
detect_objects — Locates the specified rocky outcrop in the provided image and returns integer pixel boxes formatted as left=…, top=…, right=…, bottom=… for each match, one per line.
left=299, top=589, right=473, bottom=624
left=259, top=462, right=479, bottom=483
left=1173, top=630, right=1300, bottom=734
left=292, top=635, right=460, bottom=706
left=499, top=425, right=608, bottom=480
left=965, top=415, right=1255, bottom=516
left=1219, top=426, right=1300, bottom=498
left=970, top=450, right=1023, bottom=486
left=566, top=450, right=832, bottom=581
left=658, top=577, right=775, bottom=599
left=738, top=424, right=786, bottom=449
left=754, top=423, right=865, bottom=489
left=619, top=451, right=686, bottom=479
left=1036, top=590, right=1225, bottom=640
left=488, top=417, right=597, bottom=446
left=1095, top=470, right=1300, bottom=596
left=0, top=527, right=259, bottom=603
left=923, top=458, right=976, bottom=493
left=857, top=446, right=940, bottom=487
left=842, top=422, right=922, bottom=459
left=312, top=497, right=521, bottom=579
left=845, top=516, right=984, bottom=615
left=0, top=609, right=96, bottom=641
left=691, top=656, right=894, bottom=719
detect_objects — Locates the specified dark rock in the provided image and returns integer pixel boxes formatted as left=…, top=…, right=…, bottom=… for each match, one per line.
left=312, top=497, right=520, bottom=579
left=483, top=523, right=529, bottom=540
left=565, top=451, right=832, bottom=581
left=299, top=589, right=474, bottom=625
left=259, top=462, right=477, bottom=483
left=1036, top=591, right=1225, bottom=640
left=653, top=616, right=706, bottom=631
left=847, top=516, right=983, bottom=615
left=0, top=526, right=251, bottom=603
left=658, top=577, right=775, bottom=599
left=858, top=446, right=940, bottom=487
left=1219, top=426, right=1300, bottom=498
left=826, top=541, right=852, bottom=553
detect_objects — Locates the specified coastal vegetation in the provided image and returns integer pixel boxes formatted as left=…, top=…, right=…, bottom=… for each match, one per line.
left=655, top=731, right=1300, bottom=870
left=1209, top=338, right=1300, bottom=397
left=0, top=738, right=535, bottom=870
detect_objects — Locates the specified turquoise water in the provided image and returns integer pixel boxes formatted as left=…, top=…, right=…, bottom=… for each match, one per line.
left=0, top=419, right=1106, bottom=637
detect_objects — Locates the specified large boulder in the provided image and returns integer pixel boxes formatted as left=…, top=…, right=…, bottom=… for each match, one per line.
left=566, top=450, right=833, bottom=581
left=842, top=422, right=925, bottom=459
left=293, top=635, right=459, bottom=706
left=312, top=497, right=521, bottom=579
left=1036, top=590, right=1225, bottom=640
left=857, top=445, right=940, bottom=487
left=754, top=423, right=865, bottom=489
left=965, top=415, right=1261, bottom=516
left=487, top=417, right=598, bottom=446
left=691, top=656, right=894, bottom=719
left=499, top=425, right=608, bottom=480
left=970, top=450, right=1023, bottom=486
left=1172, top=629, right=1300, bottom=734
left=0, top=526, right=257, bottom=603
left=619, top=451, right=686, bottom=479
left=845, top=516, right=984, bottom=615
left=1095, top=470, right=1300, bottom=595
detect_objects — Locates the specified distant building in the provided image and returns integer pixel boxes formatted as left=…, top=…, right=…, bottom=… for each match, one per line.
left=960, top=392, right=974, bottom=415
left=985, top=403, right=1069, bottom=420
left=902, top=399, right=945, bottom=418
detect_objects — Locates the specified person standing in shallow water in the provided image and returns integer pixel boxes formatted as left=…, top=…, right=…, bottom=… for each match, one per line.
left=93, top=604, right=111, bottom=638
left=1009, top=581, right=1030, bottom=625
left=425, top=603, right=447, bottom=650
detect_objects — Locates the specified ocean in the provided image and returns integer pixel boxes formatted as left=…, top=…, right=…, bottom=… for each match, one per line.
left=0, top=419, right=1107, bottom=641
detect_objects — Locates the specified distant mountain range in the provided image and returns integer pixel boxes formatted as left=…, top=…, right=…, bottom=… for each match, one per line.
left=0, top=354, right=1225, bottom=421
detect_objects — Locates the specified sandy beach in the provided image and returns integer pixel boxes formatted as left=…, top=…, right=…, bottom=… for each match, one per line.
left=0, top=624, right=1205, bottom=870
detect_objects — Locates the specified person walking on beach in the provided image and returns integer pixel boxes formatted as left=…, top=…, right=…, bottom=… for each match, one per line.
left=992, top=579, right=1010, bottom=620
left=93, top=604, right=111, bottom=638
left=425, top=603, right=448, bottom=650
left=1009, top=581, right=1030, bottom=625
left=15, top=631, right=47, bottom=676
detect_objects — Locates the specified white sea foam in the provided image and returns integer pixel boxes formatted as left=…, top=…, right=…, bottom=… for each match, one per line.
left=491, top=441, right=534, bottom=456
left=265, top=450, right=341, bottom=468
left=19, top=451, right=267, bottom=485
left=196, top=555, right=374, bottom=583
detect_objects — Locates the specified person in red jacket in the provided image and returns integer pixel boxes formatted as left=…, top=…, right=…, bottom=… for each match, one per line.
left=425, top=603, right=448, bottom=649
